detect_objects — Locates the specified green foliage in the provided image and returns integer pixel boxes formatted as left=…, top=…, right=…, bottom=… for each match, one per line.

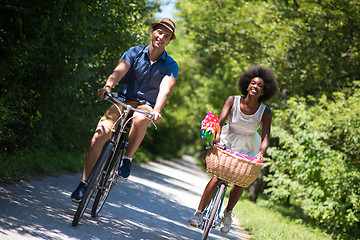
left=0, top=147, right=85, bottom=183
left=176, top=0, right=267, bottom=105
left=0, top=0, right=159, bottom=177
left=0, top=0, right=157, bottom=154
left=265, top=0, right=360, bottom=97
left=266, top=83, right=360, bottom=238
left=176, top=0, right=360, bottom=99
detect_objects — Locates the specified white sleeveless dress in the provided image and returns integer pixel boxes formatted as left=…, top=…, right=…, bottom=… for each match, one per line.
left=219, top=96, right=266, bottom=157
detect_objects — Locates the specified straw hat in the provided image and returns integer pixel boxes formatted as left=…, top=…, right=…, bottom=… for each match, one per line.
left=151, top=18, right=176, bottom=40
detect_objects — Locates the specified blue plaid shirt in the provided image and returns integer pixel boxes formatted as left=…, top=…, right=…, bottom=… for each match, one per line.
left=117, top=45, right=178, bottom=108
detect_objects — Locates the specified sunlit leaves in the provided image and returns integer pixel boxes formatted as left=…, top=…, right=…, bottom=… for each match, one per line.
left=267, top=83, right=360, bottom=236
left=0, top=0, right=159, bottom=154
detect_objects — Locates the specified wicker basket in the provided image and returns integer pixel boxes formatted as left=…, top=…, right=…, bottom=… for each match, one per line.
left=205, top=146, right=263, bottom=187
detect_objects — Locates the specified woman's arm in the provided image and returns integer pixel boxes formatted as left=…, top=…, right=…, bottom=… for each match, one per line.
left=214, top=96, right=235, bottom=143
left=257, top=107, right=272, bottom=158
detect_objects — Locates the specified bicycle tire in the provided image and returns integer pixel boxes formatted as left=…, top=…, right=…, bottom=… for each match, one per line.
left=91, top=147, right=124, bottom=217
left=72, top=142, right=114, bottom=226
left=91, top=131, right=128, bottom=217
left=201, top=183, right=226, bottom=240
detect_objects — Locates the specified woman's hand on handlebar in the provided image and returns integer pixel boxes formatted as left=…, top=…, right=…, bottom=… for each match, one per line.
left=212, top=132, right=226, bottom=149
left=214, top=131, right=221, bottom=144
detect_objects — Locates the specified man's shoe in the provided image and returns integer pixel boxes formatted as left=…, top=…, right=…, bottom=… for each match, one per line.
left=188, top=210, right=204, bottom=227
left=118, top=158, right=131, bottom=179
left=220, top=210, right=233, bottom=234
left=71, top=181, right=87, bottom=203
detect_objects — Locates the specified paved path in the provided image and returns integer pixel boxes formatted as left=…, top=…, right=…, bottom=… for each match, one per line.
left=0, top=155, right=250, bottom=240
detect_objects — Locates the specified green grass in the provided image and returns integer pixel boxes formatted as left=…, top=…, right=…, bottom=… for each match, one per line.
left=0, top=148, right=85, bottom=183
left=0, top=145, right=160, bottom=183
left=233, top=195, right=332, bottom=240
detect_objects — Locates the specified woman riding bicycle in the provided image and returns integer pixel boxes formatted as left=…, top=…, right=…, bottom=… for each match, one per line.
left=188, top=65, right=278, bottom=234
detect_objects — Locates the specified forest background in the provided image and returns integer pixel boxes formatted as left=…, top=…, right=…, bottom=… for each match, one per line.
left=1, top=0, right=359, bottom=239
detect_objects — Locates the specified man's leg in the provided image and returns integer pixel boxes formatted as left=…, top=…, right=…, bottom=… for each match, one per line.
left=125, top=111, right=151, bottom=158
left=71, top=104, right=120, bottom=202
left=82, top=125, right=111, bottom=180
left=83, top=103, right=124, bottom=180
left=118, top=104, right=152, bottom=179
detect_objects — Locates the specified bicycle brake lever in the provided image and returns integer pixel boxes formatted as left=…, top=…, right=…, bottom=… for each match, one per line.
left=103, top=92, right=110, bottom=99
left=214, top=142, right=226, bottom=149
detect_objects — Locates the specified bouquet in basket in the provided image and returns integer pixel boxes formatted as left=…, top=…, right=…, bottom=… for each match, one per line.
left=202, top=112, right=263, bottom=187
left=201, top=112, right=263, bottom=164
left=201, top=112, right=220, bottom=144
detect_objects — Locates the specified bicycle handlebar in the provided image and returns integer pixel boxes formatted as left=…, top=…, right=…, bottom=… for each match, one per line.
left=103, top=92, right=154, bottom=121
left=206, top=142, right=226, bottom=151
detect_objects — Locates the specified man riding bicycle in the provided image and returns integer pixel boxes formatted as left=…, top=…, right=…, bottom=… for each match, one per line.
left=71, top=18, right=178, bottom=203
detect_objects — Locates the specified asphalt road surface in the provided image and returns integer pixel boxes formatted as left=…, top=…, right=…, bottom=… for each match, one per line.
left=0, top=155, right=250, bottom=240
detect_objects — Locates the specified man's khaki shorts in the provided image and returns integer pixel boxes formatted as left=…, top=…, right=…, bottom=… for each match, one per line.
left=98, top=100, right=153, bottom=132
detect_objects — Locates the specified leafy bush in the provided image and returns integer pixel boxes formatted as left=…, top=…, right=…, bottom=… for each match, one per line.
left=266, top=82, right=360, bottom=238
left=0, top=0, right=159, bottom=179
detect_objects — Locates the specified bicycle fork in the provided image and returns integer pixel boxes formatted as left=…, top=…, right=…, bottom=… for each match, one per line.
left=201, top=182, right=227, bottom=229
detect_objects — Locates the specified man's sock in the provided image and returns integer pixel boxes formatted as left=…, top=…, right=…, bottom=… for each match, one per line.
left=119, top=155, right=132, bottom=168
left=81, top=180, right=88, bottom=186
left=123, top=155, right=133, bottom=162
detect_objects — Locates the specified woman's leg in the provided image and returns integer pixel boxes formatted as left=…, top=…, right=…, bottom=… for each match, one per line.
left=198, top=176, right=221, bottom=211
left=225, top=184, right=244, bottom=211
left=189, top=176, right=221, bottom=227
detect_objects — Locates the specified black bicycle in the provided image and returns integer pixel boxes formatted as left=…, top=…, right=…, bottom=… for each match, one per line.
left=72, top=92, right=155, bottom=226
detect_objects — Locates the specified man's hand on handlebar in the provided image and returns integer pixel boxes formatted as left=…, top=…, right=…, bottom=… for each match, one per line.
left=152, top=110, right=162, bottom=123
left=97, top=86, right=111, bottom=99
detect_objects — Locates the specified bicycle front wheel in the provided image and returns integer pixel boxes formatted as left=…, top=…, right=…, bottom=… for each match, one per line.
left=201, top=183, right=226, bottom=240
left=91, top=131, right=127, bottom=217
left=91, top=147, right=123, bottom=217
left=72, top=142, right=114, bottom=226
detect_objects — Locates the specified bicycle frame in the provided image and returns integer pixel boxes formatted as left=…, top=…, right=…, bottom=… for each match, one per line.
left=200, top=180, right=228, bottom=240
left=72, top=92, right=155, bottom=226
left=91, top=92, right=155, bottom=215
left=203, top=183, right=227, bottom=226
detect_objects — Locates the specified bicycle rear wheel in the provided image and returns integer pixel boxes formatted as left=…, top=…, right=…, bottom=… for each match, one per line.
left=72, top=142, right=114, bottom=226
left=201, top=183, right=226, bottom=240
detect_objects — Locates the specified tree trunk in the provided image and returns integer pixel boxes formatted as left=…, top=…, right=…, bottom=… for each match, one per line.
left=248, top=167, right=269, bottom=202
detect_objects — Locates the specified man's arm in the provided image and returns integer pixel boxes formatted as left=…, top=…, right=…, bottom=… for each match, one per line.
left=152, top=75, right=177, bottom=122
left=97, top=59, right=131, bottom=98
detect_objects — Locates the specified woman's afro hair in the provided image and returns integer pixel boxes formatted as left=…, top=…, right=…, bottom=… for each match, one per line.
left=237, top=65, right=279, bottom=102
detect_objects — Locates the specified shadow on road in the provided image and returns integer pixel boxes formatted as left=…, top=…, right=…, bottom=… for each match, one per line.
left=0, top=156, right=249, bottom=240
